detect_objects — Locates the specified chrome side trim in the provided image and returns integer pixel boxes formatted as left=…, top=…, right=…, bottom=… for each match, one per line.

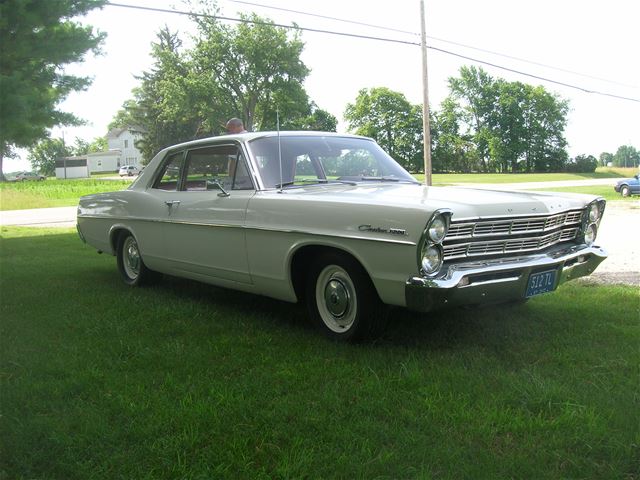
left=76, top=214, right=417, bottom=246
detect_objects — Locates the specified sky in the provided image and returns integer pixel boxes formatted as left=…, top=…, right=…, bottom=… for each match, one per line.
left=5, top=0, right=640, bottom=172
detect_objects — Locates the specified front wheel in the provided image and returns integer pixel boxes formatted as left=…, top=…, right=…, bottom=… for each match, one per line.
left=116, top=233, right=159, bottom=286
left=621, top=185, right=630, bottom=197
left=306, top=252, right=387, bottom=342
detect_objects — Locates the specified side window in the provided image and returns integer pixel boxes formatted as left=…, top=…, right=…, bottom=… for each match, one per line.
left=183, top=145, right=253, bottom=192
left=153, top=151, right=184, bottom=191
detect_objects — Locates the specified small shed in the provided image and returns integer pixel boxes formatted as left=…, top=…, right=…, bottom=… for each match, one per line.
left=55, top=156, right=89, bottom=179
left=87, top=150, right=120, bottom=173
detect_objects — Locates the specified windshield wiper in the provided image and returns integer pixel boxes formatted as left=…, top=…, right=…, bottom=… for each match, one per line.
left=361, top=176, right=399, bottom=182
left=274, top=179, right=357, bottom=188
left=274, top=181, right=296, bottom=188
left=360, top=176, right=419, bottom=184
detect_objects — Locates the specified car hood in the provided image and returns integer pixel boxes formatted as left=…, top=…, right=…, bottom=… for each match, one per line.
left=248, top=183, right=594, bottom=246
left=616, top=177, right=637, bottom=184
left=275, top=183, right=590, bottom=219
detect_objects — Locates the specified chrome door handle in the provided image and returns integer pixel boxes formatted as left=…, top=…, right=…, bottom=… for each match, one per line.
left=164, top=200, right=181, bottom=207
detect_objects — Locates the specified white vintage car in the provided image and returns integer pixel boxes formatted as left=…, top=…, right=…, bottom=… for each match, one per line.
left=77, top=132, right=607, bottom=340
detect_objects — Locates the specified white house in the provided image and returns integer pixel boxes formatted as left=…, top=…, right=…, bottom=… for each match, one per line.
left=106, top=126, right=144, bottom=168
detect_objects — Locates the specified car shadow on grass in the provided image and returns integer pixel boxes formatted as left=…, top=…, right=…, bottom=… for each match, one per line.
left=112, top=271, right=537, bottom=350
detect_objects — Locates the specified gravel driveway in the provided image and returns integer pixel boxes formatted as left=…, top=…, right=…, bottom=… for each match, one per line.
left=586, top=201, right=639, bottom=285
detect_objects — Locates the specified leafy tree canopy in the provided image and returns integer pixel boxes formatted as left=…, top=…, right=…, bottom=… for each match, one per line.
left=344, top=87, right=426, bottom=172
left=0, top=0, right=106, bottom=179
left=27, top=138, right=73, bottom=176
left=444, top=66, right=569, bottom=173
left=566, top=154, right=598, bottom=173
left=113, top=4, right=332, bottom=163
left=612, top=145, right=640, bottom=168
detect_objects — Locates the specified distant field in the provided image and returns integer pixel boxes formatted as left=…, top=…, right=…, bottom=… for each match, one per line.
left=527, top=185, right=632, bottom=201
left=90, top=171, right=120, bottom=178
left=419, top=167, right=637, bottom=185
left=0, top=178, right=130, bottom=211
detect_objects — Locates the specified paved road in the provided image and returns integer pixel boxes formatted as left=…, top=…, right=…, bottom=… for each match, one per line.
left=0, top=206, right=77, bottom=228
left=2, top=180, right=638, bottom=284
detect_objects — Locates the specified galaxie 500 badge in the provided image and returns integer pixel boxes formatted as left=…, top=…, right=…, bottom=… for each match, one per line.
left=359, top=225, right=408, bottom=236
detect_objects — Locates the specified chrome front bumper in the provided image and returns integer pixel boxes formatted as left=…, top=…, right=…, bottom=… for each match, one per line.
left=405, top=243, right=607, bottom=313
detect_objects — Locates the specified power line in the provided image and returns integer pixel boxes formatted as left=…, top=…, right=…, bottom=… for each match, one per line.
left=228, top=0, right=418, bottom=37
left=105, top=2, right=419, bottom=45
left=426, top=36, right=638, bottom=90
left=104, top=2, right=640, bottom=103
left=228, top=0, right=638, bottom=90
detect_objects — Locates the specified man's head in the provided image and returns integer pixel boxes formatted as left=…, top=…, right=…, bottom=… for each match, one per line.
left=226, top=118, right=245, bottom=134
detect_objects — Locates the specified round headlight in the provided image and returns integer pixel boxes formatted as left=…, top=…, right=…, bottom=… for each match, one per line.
left=584, top=223, right=597, bottom=246
left=428, top=214, right=447, bottom=243
left=588, top=203, right=600, bottom=222
left=421, top=245, right=443, bottom=274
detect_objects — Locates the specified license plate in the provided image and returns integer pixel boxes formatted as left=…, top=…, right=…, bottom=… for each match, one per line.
left=526, top=270, right=557, bottom=298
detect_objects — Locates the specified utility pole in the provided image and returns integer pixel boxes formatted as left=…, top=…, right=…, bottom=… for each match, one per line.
left=62, top=130, right=67, bottom=179
left=420, top=0, right=432, bottom=186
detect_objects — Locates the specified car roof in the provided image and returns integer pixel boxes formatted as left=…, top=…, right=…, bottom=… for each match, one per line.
left=159, top=131, right=371, bottom=153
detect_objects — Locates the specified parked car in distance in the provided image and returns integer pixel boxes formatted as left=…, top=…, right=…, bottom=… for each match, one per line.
left=119, top=165, right=140, bottom=177
left=77, top=132, right=608, bottom=341
left=14, top=171, right=46, bottom=181
left=613, top=173, right=640, bottom=197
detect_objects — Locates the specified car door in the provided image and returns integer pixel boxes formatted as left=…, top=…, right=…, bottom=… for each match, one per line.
left=156, top=142, right=255, bottom=284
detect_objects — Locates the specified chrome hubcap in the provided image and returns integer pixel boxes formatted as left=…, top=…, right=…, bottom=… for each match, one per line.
left=324, top=279, right=349, bottom=317
left=123, top=236, right=140, bottom=279
left=315, top=265, right=357, bottom=333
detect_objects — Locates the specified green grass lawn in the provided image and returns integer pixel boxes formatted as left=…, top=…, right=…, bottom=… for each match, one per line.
left=1, top=227, right=638, bottom=479
left=0, top=178, right=130, bottom=211
left=526, top=185, right=634, bottom=202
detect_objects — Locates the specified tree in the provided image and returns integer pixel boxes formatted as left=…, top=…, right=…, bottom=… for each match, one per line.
left=613, top=145, right=640, bottom=168
left=599, top=152, right=614, bottom=167
left=447, top=66, right=499, bottom=171
left=432, top=97, right=481, bottom=172
left=446, top=66, right=569, bottom=173
left=344, top=87, right=425, bottom=172
left=73, top=136, right=108, bottom=155
left=27, top=138, right=73, bottom=176
left=115, top=11, right=324, bottom=162
left=280, top=103, right=338, bottom=132
left=190, top=11, right=310, bottom=132
left=565, top=154, right=597, bottom=173
left=117, top=27, right=203, bottom=163
left=0, top=0, right=105, bottom=180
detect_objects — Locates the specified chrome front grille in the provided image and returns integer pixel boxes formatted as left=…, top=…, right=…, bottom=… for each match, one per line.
left=443, top=209, right=583, bottom=260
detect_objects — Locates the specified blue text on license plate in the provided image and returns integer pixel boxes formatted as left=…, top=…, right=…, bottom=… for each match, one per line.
left=526, top=270, right=557, bottom=298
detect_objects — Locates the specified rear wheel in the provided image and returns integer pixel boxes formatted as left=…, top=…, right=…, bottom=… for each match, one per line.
left=116, top=233, right=159, bottom=286
left=621, top=185, right=630, bottom=197
left=306, top=252, right=387, bottom=342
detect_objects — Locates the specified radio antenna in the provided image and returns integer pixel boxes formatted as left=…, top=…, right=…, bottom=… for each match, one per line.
left=277, top=108, right=283, bottom=193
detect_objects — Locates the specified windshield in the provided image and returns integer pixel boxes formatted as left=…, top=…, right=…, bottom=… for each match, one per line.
left=247, top=135, right=417, bottom=189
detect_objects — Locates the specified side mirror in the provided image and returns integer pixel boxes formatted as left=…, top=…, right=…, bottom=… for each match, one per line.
left=207, top=179, right=230, bottom=197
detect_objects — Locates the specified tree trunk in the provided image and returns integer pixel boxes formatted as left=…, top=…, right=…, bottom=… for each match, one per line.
left=0, top=151, right=5, bottom=182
